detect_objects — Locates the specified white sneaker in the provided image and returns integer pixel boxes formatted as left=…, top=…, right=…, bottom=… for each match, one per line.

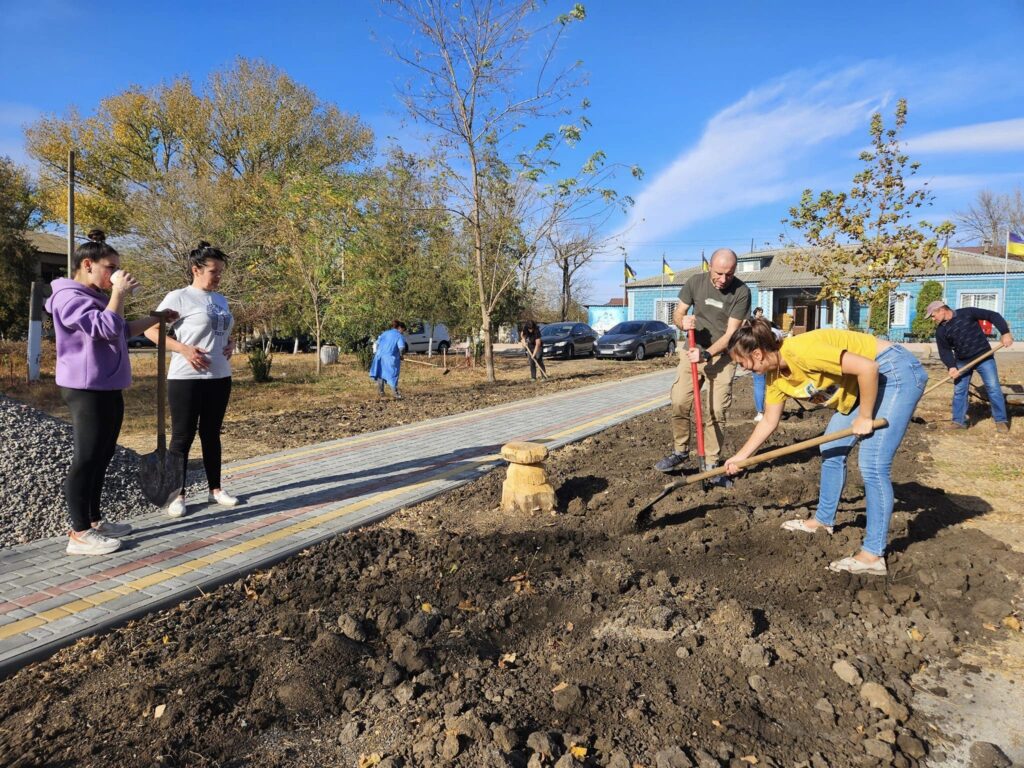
left=753, top=412, right=764, bottom=423
left=67, top=529, right=121, bottom=556
left=166, top=497, right=187, bottom=518
left=209, top=489, right=239, bottom=507
left=92, top=519, right=133, bottom=537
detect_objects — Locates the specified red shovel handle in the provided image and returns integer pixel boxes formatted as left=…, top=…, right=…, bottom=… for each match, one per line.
left=688, top=327, right=705, bottom=459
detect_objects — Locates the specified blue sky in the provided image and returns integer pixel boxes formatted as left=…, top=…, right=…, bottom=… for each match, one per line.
left=2, top=0, right=1023, bottom=303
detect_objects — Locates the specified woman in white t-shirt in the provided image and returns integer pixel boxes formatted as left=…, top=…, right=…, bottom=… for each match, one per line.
left=145, top=241, right=237, bottom=517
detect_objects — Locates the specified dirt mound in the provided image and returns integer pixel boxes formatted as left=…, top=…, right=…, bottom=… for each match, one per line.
left=0, top=404, right=1021, bottom=767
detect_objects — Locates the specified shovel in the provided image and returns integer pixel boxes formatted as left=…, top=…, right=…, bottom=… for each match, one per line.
left=635, top=418, right=890, bottom=527
left=404, top=356, right=451, bottom=375
left=521, top=340, right=549, bottom=380
left=138, top=315, right=185, bottom=507
left=687, top=328, right=722, bottom=489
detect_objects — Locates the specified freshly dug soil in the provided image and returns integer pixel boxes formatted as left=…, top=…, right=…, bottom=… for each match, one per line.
left=1, top=403, right=1021, bottom=768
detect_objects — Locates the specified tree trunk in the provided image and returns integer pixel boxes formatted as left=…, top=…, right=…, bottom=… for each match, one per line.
left=560, top=261, right=571, bottom=321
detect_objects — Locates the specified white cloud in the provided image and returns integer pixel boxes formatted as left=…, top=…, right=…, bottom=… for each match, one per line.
left=615, top=65, right=886, bottom=246
left=905, top=118, right=1024, bottom=153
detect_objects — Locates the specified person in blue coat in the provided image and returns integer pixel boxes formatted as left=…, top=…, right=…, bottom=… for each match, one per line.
left=370, top=320, right=408, bottom=399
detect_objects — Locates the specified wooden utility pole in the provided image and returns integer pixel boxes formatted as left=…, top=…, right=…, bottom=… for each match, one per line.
left=67, top=150, right=75, bottom=275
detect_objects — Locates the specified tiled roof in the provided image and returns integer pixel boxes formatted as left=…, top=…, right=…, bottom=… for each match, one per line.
left=627, top=247, right=1024, bottom=291
left=25, top=231, right=69, bottom=255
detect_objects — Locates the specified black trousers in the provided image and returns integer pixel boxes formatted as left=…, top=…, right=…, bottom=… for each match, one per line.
left=168, top=377, right=232, bottom=491
left=60, top=387, right=124, bottom=532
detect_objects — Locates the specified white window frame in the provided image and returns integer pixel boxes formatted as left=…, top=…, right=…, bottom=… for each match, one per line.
left=888, top=292, right=910, bottom=327
left=957, top=291, right=1000, bottom=312
left=655, top=299, right=679, bottom=325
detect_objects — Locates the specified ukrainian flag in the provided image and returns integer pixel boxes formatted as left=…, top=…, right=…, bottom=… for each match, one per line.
left=662, top=258, right=674, bottom=279
left=624, top=262, right=637, bottom=282
left=1008, top=231, right=1024, bottom=257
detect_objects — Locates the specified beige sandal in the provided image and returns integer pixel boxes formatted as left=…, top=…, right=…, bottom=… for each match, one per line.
left=781, top=518, right=833, bottom=534
left=828, top=555, right=887, bottom=576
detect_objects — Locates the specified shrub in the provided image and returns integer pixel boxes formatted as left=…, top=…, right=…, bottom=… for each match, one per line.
left=869, top=297, right=888, bottom=337
left=355, top=344, right=374, bottom=371
left=911, top=280, right=943, bottom=340
left=248, top=345, right=273, bottom=382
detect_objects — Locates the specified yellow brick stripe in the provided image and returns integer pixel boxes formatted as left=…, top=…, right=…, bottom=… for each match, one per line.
left=0, top=390, right=667, bottom=642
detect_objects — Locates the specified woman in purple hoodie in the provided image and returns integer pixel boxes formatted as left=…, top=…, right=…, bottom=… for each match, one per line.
left=45, top=230, right=175, bottom=556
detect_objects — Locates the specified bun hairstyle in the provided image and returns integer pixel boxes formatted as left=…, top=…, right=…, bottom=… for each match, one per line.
left=728, top=316, right=783, bottom=358
left=72, top=228, right=118, bottom=272
left=188, top=240, right=228, bottom=271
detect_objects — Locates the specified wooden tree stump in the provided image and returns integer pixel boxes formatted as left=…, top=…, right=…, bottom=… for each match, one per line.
left=501, top=441, right=556, bottom=513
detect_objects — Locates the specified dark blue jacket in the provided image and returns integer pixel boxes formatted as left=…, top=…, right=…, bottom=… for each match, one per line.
left=934, top=307, right=1010, bottom=369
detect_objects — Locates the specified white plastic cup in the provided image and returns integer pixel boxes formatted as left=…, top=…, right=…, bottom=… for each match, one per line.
left=111, top=270, right=139, bottom=296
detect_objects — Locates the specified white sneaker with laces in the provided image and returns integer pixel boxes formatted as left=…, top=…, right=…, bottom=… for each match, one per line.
left=67, top=529, right=121, bottom=556
left=209, top=489, right=239, bottom=507
left=166, top=497, right=187, bottom=518
left=753, top=412, right=764, bottom=423
left=92, top=519, right=132, bottom=537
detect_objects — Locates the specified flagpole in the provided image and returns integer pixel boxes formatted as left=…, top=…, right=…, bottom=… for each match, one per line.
left=660, top=255, right=665, bottom=318
left=1004, top=230, right=1010, bottom=313
left=623, top=255, right=627, bottom=309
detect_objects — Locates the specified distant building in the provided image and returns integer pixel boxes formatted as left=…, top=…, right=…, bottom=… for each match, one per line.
left=24, top=231, right=68, bottom=282
left=585, top=297, right=627, bottom=333
left=625, top=247, right=1024, bottom=340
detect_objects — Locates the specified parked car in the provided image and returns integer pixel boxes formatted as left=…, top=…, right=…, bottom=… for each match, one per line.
left=244, top=334, right=315, bottom=353
left=405, top=321, right=451, bottom=354
left=540, top=322, right=598, bottom=359
left=127, top=334, right=156, bottom=349
left=595, top=320, right=677, bottom=360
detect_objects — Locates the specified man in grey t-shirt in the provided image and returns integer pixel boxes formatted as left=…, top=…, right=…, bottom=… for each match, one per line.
left=655, top=248, right=750, bottom=472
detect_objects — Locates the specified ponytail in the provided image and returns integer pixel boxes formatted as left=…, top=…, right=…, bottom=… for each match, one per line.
left=728, top=317, right=783, bottom=358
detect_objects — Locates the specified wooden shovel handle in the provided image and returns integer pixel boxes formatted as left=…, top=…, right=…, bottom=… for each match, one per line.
left=157, top=318, right=166, bottom=452
left=680, top=417, right=890, bottom=486
left=922, top=345, right=1000, bottom=397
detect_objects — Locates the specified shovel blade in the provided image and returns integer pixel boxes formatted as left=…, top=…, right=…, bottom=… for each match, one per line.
left=138, top=448, right=185, bottom=507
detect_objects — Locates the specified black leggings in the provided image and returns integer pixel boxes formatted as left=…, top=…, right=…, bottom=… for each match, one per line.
left=168, top=377, right=232, bottom=491
left=60, top=387, right=124, bottom=532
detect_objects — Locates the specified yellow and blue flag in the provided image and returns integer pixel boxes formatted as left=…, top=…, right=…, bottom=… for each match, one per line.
left=662, top=258, right=674, bottom=279
left=1008, top=231, right=1024, bottom=258
left=624, top=261, right=637, bottom=282
left=701, top=255, right=710, bottom=272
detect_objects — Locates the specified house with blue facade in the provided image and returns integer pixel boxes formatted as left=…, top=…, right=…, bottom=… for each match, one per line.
left=624, top=247, right=1024, bottom=339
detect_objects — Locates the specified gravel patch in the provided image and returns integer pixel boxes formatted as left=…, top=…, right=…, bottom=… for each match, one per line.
left=0, top=395, right=204, bottom=548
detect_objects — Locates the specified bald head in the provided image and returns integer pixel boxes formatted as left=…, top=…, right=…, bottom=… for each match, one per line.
left=708, top=248, right=738, bottom=290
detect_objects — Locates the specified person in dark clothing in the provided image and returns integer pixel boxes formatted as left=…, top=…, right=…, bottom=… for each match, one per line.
left=521, top=320, right=546, bottom=380
left=926, top=300, right=1014, bottom=431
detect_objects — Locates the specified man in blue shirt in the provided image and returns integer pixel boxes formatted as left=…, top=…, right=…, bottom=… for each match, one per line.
left=926, top=301, right=1014, bottom=431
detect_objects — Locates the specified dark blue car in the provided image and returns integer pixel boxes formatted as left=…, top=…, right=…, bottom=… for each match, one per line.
left=540, top=322, right=599, bottom=359
left=595, top=321, right=677, bottom=360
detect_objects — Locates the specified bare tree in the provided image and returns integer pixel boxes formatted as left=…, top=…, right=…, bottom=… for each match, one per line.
left=956, top=187, right=1024, bottom=251
left=381, top=0, right=637, bottom=381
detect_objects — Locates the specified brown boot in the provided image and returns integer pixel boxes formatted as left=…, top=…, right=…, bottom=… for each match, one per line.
left=936, top=420, right=967, bottom=430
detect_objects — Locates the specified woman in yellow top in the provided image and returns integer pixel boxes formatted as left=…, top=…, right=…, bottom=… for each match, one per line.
left=723, top=318, right=927, bottom=575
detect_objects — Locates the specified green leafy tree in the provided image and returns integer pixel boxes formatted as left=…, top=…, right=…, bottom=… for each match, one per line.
left=0, top=157, right=43, bottom=337
left=911, top=280, right=944, bottom=339
left=25, top=59, right=374, bottom=337
left=782, top=99, right=955, bottom=321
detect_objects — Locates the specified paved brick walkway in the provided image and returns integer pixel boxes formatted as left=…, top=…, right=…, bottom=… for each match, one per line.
left=0, top=369, right=674, bottom=676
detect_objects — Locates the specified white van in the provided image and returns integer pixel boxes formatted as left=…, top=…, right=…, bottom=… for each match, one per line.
left=405, top=321, right=451, bottom=355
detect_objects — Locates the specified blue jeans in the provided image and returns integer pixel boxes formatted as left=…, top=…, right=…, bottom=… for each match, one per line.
left=814, top=345, right=927, bottom=556
left=753, top=372, right=766, bottom=413
left=951, top=357, right=1007, bottom=425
